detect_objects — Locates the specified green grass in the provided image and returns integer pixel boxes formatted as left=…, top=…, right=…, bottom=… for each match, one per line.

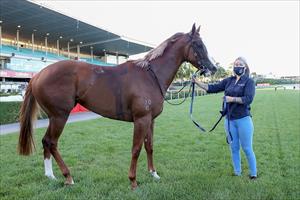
left=0, top=90, right=299, bottom=200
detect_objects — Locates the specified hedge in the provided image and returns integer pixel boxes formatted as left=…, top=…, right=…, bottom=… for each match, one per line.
left=0, top=102, right=47, bottom=125
left=0, top=89, right=206, bottom=124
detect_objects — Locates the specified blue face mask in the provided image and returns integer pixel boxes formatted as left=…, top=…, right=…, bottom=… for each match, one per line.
left=233, top=67, right=245, bottom=76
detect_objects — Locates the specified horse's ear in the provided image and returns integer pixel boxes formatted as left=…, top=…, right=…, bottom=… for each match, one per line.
left=190, top=23, right=196, bottom=36
left=196, top=25, right=201, bottom=33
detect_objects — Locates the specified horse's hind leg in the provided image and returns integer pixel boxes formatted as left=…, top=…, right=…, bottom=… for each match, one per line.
left=144, top=120, right=160, bottom=180
left=42, top=127, right=56, bottom=179
left=42, top=115, right=74, bottom=185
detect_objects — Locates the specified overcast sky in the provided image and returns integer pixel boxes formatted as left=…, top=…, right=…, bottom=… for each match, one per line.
left=35, top=0, right=299, bottom=76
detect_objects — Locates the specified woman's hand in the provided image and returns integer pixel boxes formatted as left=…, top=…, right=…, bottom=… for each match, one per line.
left=191, top=76, right=197, bottom=84
left=224, top=96, right=235, bottom=103
left=224, top=96, right=243, bottom=104
left=191, top=77, right=208, bottom=91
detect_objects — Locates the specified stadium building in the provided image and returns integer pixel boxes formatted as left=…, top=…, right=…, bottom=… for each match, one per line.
left=0, top=0, right=153, bottom=93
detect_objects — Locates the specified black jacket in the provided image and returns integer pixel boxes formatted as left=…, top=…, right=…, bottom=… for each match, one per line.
left=207, top=75, right=255, bottom=120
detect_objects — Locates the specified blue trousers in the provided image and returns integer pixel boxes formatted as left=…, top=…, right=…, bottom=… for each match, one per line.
left=224, top=116, right=257, bottom=176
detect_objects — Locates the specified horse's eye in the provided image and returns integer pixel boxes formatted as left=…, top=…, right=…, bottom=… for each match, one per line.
left=193, top=41, right=202, bottom=49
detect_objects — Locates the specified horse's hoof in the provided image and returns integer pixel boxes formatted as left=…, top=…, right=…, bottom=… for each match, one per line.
left=45, top=174, right=57, bottom=180
left=150, top=170, right=160, bottom=180
left=64, top=177, right=74, bottom=185
left=131, top=181, right=138, bottom=190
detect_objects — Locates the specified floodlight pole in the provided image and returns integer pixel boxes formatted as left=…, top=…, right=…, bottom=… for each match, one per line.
left=16, top=29, right=19, bottom=51
left=116, top=52, right=119, bottom=64
left=104, top=50, right=107, bottom=63
left=77, top=45, right=80, bottom=60
left=57, top=39, right=59, bottom=56
left=90, top=47, right=93, bottom=62
left=0, top=25, right=2, bottom=48
left=31, top=33, right=35, bottom=53
left=45, top=37, right=48, bottom=57
left=67, top=42, right=70, bottom=58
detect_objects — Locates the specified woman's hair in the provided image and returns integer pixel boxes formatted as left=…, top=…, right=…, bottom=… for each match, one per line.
left=235, top=57, right=250, bottom=76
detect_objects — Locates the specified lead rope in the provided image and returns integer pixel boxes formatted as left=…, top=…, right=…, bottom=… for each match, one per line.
left=164, top=83, right=192, bottom=106
left=147, top=64, right=192, bottom=106
left=148, top=64, right=208, bottom=132
left=224, top=97, right=233, bottom=144
left=163, top=62, right=193, bottom=105
left=189, top=73, right=206, bottom=132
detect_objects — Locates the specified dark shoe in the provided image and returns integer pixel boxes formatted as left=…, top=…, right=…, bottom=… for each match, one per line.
left=249, top=175, right=257, bottom=180
left=231, top=173, right=241, bottom=177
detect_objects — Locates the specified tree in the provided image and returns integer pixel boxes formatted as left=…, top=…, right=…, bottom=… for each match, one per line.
left=250, top=72, right=257, bottom=79
left=175, top=62, right=196, bottom=82
left=210, top=63, right=230, bottom=82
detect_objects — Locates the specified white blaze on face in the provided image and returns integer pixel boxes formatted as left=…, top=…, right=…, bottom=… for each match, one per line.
left=44, top=157, right=56, bottom=179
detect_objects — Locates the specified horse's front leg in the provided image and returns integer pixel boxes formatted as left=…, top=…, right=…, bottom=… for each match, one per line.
left=128, top=115, right=151, bottom=190
left=144, top=120, right=160, bottom=180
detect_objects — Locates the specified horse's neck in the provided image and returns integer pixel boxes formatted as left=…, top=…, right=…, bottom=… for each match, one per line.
left=151, top=46, right=184, bottom=93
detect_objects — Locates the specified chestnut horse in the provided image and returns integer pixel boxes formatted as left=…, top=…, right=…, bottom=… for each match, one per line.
left=18, top=24, right=217, bottom=189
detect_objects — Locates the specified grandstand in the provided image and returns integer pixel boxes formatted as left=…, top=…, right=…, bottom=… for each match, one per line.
left=0, top=0, right=153, bottom=93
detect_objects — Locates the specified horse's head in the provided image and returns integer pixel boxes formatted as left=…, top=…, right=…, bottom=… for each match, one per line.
left=183, top=24, right=217, bottom=76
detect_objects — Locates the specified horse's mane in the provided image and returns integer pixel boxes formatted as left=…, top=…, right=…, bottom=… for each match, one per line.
left=134, top=33, right=185, bottom=68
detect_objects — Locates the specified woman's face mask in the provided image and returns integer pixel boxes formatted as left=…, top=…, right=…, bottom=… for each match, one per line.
left=233, top=61, right=246, bottom=76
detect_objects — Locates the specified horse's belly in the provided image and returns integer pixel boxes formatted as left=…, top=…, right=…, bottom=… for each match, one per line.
left=78, top=86, right=133, bottom=122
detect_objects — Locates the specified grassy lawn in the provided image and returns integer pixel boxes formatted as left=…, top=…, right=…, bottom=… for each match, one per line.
left=0, top=90, right=299, bottom=200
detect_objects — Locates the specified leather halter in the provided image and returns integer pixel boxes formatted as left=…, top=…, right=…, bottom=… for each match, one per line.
left=146, top=34, right=211, bottom=99
left=185, top=35, right=210, bottom=75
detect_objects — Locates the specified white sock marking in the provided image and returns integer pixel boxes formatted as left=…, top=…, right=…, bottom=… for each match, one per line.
left=150, top=170, right=160, bottom=180
left=44, top=157, right=56, bottom=179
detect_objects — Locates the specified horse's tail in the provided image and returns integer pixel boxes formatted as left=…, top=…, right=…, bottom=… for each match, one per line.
left=18, top=81, right=38, bottom=155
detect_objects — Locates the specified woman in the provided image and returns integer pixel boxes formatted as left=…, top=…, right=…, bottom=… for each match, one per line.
left=192, top=57, right=257, bottom=179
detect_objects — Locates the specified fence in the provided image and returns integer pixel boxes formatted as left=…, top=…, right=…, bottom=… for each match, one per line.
left=165, top=89, right=206, bottom=100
